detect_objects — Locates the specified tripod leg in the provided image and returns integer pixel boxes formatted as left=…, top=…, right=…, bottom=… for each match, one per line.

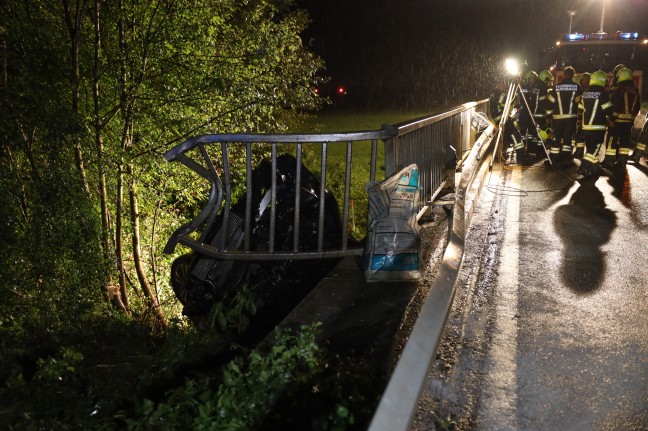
left=517, top=84, right=552, bottom=163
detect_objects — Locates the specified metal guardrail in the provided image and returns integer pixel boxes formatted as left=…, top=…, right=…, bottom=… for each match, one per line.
left=387, top=100, right=489, bottom=218
left=163, top=100, right=489, bottom=262
left=163, top=130, right=392, bottom=260
left=368, top=121, right=497, bottom=431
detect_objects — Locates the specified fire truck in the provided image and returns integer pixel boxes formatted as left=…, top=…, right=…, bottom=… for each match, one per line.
left=543, top=31, right=648, bottom=97
left=540, top=31, right=648, bottom=138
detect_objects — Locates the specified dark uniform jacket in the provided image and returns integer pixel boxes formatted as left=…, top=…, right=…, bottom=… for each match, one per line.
left=578, top=85, right=613, bottom=131
left=517, top=84, right=532, bottom=121
left=531, top=81, right=549, bottom=120
left=547, top=77, right=582, bottom=119
left=611, top=82, right=641, bottom=123
left=490, top=91, right=507, bottom=122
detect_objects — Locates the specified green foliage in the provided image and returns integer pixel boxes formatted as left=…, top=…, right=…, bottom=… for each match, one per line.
left=128, top=324, right=321, bottom=430
left=33, top=347, right=84, bottom=383
left=0, top=152, right=108, bottom=334
left=1, top=0, right=327, bottom=327
left=0, top=313, right=384, bottom=430
left=126, top=324, right=384, bottom=431
left=206, top=287, right=257, bottom=334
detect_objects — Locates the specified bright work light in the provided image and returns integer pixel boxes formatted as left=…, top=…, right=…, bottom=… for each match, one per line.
left=505, top=58, right=519, bottom=76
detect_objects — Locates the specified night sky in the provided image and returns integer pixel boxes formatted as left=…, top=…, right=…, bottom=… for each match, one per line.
left=296, top=0, right=648, bottom=111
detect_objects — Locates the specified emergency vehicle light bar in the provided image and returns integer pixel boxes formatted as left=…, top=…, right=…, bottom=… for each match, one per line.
left=563, top=31, right=640, bottom=42
left=565, top=33, right=584, bottom=41
left=618, top=32, right=639, bottom=40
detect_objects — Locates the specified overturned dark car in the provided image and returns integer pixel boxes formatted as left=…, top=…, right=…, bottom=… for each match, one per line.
left=164, top=135, right=363, bottom=325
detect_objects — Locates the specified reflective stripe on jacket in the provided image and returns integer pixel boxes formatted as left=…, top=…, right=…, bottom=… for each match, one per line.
left=547, top=78, right=582, bottom=120
left=578, top=86, right=613, bottom=131
left=611, top=83, right=641, bottom=123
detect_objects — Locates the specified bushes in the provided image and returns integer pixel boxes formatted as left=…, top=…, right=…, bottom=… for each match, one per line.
left=0, top=159, right=107, bottom=333
left=131, top=325, right=322, bottom=430
left=0, top=319, right=384, bottom=430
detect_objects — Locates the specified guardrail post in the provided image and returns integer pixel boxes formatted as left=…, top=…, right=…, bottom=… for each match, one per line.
left=382, top=124, right=398, bottom=177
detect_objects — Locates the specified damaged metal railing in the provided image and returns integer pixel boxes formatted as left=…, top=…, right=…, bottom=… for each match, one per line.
left=163, top=100, right=489, bottom=262
left=163, top=130, right=393, bottom=260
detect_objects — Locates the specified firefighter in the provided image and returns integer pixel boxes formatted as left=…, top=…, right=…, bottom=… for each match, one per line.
left=601, top=64, right=627, bottom=167
left=610, top=68, right=641, bottom=167
left=489, top=80, right=510, bottom=124
left=537, top=70, right=552, bottom=117
left=573, top=72, right=590, bottom=159
left=577, top=70, right=613, bottom=179
left=538, top=69, right=554, bottom=88
left=490, top=81, right=527, bottom=164
left=547, top=66, right=582, bottom=168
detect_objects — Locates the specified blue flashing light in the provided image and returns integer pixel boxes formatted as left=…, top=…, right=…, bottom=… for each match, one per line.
left=619, top=32, right=639, bottom=40
left=565, top=33, right=584, bottom=41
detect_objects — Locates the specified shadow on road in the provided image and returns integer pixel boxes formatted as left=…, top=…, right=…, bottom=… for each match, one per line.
left=553, top=180, right=617, bottom=295
left=605, top=168, right=631, bottom=208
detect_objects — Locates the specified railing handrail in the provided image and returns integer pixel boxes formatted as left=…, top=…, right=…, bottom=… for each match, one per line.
left=164, top=128, right=397, bottom=162
left=391, top=100, right=487, bottom=135
left=368, top=121, right=496, bottom=431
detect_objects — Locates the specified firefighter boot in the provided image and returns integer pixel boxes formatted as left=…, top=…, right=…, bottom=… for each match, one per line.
left=602, top=137, right=618, bottom=168
left=629, top=148, right=644, bottom=163
left=601, top=155, right=616, bottom=169
left=616, top=155, right=628, bottom=169
left=559, top=151, right=574, bottom=169
left=576, top=159, right=602, bottom=181
left=516, top=149, right=532, bottom=166
left=576, top=161, right=592, bottom=181
left=574, top=146, right=585, bottom=159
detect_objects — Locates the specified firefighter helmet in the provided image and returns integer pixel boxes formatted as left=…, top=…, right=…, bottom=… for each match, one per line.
left=578, top=72, right=590, bottom=84
left=613, top=64, right=627, bottom=76
left=538, top=70, right=553, bottom=83
left=590, top=70, right=608, bottom=87
left=616, top=68, right=633, bottom=83
left=524, top=70, right=538, bottom=81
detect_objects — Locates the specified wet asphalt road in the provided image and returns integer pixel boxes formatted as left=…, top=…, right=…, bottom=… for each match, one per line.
left=415, top=159, right=648, bottom=430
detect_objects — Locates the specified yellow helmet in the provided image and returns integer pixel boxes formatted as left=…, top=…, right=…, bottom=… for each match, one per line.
left=590, top=70, right=608, bottom=87
left=616, top=68, right=633, bottom=83
left=613, top=64, right=627, bottom=76
left=524, top=70, right=538, bottom=81
left=538, top=70, right=553, bottom=83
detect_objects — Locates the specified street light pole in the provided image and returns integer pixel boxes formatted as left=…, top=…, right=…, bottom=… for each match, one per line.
left=567, top=10, right=576, bottom=34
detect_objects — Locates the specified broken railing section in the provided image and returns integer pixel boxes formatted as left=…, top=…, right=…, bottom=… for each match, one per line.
left=163, top=99, right=489, bottom=264
left=163, top=130, right=393, bottom=261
